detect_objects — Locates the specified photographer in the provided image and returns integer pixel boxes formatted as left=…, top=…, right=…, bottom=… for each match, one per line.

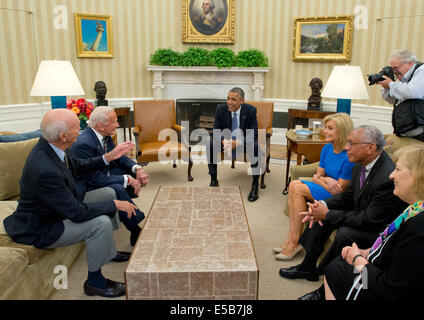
left=378, top=49, right=424, bottom=141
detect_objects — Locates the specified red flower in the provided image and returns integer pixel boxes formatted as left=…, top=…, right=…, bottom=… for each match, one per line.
left=66, top=98, right=95, bottom=120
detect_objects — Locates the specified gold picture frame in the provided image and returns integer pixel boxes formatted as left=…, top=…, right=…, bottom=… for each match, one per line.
left=183, top=0, right=235, bottom=43
left=74, top=13, right=114, bottom=58
left=292, top=15, right=353, bottom=62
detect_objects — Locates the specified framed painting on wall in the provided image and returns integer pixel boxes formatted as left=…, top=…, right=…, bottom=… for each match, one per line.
left=183, top=0, right=235, bottom=43
left=292, top=15, right=354, bottom=62
left=74, top=13, right=114, bottom=58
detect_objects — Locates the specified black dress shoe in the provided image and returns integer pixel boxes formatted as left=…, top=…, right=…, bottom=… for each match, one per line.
left=84, top=279, right=126, bottom=298
left=111, top=251, right=131, bottom=262
left=297, top=289, right=324, bottom=300
left=130, top=227, right=141, bottom=246
left=279, top=265, right=319, bottom=282
left=210, top=178, right=219, bottom=187
left=248, top=184, right=259, bottom=202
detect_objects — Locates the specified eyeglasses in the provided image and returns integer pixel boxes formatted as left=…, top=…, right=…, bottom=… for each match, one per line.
left=346, top=141, right=374, bottom=146
left=392, top=61, right=406, bottom=71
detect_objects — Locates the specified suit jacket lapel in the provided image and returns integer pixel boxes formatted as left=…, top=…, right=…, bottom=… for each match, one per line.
left=239, top=104, right=247, bottom=130
left=225, top=108, right=232, bottom=129
left=87, top=127, right=104, bottom=155
left=40, top=138, right=78, bottom=196
left=355, top=152, right=386, bottom=200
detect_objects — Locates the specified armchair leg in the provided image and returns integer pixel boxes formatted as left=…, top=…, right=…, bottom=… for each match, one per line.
left=188, top=158, right=193, bottom=181
left=266, top=155, right=271, bottom=173
left=260, top=172, right=266, bottom=189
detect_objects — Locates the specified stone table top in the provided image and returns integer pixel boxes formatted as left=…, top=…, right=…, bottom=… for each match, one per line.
left=125, top=186, right=258, bottom=300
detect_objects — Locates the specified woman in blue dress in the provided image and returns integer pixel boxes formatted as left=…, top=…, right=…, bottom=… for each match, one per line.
left=273, top=113, right=355, bottom=260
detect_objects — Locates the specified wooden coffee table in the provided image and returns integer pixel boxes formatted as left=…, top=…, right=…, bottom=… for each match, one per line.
left=282, top=129, right=326, bottom=194
left=125, top=186, right=258, bottom=300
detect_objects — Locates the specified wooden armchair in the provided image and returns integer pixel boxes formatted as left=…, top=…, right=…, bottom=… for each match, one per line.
left=132, top=100, right=193, bottom=181
left=223, top=101, right=274, bottom=189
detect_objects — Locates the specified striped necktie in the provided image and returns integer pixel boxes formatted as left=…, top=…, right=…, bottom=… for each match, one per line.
left=102, top=136, right=108, bottom=154
left=360, top=166, right=366, bottom=188
left=231, top=112, right=238, bottom=139
left=64, top=152, right=69, bottom=169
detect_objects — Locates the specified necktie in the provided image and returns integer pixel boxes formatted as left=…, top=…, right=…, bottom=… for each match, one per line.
left=360, top=166, right=366, bottom=188
left=231, top=112, right=238, bottom=139
left=64, top=152, right=70, bottom=169
left=102, top=137, right=108, bottom=154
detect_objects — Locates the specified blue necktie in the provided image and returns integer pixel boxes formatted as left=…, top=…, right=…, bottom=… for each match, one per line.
left=231, top=113, right=238, bottom=158
left=231, top=112, right=238, bottom=139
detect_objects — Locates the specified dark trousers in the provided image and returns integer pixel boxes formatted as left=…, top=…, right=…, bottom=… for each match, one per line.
left=299, top=221, right=379, bottom=274
left=206, top=137, right=263, bottom=185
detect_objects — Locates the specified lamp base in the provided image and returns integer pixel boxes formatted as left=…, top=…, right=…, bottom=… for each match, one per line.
left=336, top=99, right=351, bottom=115
left=51, top=96, right=67, bottom=109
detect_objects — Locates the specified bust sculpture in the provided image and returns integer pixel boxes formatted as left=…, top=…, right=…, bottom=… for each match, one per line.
left=307, top=77, right=323, bottom=111
left=94, top=81, right=108, bottom=106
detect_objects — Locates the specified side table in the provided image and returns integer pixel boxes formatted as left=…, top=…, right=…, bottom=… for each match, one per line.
left=114, top=107, right=132, bottom=142
left=282, top=129, right=327, bottom=195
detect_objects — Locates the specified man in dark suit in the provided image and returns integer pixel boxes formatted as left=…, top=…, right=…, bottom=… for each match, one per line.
left=207, top=87, right=265, bottom=202
left=279, top=125, right=408, bottom=290
left=70, top=106, right=148, bottom=246
left=3, top=109, right=138, bottom=298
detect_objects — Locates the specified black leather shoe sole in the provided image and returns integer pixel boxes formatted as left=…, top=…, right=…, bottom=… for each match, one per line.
left=279, top=266, right=319, bottom=282
left=111, top=251, right=131, bottom=262
left=84, top=279, right=125, bottom=298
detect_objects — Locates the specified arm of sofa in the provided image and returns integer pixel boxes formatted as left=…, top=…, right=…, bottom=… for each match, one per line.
left=289, top=162, right=319, bottom=181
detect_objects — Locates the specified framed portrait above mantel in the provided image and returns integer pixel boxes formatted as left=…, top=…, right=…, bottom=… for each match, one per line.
left=292, top=15, right=354, bottom=63
left=74, top=13, right=114, bottom=58
left=183, top=0, right=235, bottom=43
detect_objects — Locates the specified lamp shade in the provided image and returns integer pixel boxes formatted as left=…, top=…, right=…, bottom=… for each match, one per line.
left=322, top=66, right=369, bottom=100
left=30, top=60, right=85, bottom=96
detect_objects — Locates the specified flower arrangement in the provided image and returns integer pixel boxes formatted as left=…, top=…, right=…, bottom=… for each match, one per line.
left=67, top=99, right=95, bottom=121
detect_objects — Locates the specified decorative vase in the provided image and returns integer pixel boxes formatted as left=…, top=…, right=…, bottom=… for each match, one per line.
left=80, top=119, right=87, bottom=130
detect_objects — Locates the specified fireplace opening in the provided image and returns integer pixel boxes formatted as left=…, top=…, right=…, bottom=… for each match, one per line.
left=176, top=99, right=226, bottom=144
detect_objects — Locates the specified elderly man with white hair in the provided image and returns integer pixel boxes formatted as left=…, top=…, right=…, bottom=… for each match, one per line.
left=4, top=109, right=136, bottom=298
left=70, top=106, right=148, bottom=246
left=378, top=49, right=424, bottom=141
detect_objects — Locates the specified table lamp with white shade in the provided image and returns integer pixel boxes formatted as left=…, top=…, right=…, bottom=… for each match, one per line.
left=321, top=65, right=369, bottom=115
left=30, top=60, right=85, bottom=109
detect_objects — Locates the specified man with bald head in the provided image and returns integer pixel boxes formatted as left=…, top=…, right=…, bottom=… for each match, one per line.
left=3, top=109, right=136, bottom=298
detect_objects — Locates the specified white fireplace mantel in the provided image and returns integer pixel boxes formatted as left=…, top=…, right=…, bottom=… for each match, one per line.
left=146, top=65, right=269, bottom=101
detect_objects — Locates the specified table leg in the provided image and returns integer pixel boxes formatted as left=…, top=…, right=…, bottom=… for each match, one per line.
left=283, top=146, right=291, bottom=195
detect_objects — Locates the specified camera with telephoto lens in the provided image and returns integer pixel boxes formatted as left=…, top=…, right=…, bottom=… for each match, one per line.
left=367, top=66, right=395, bottom=85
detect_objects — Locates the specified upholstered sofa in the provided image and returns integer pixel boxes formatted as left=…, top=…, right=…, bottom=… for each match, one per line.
left=283, top=133, right=424, bottom=261
left=0, top=133, right=84, bottom=300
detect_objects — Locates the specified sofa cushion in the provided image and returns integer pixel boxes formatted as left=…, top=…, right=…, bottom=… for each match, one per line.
left=0, top=201, right=18, bottom=236
left=0, top=247, right=29, bottom=296
left=0, top=236, right=53, bottom=265
left=0, top=130, right=41, bottom=143
left=0, top=201, right=52, bottom=264
left=0, top=138, right=38, bottom=200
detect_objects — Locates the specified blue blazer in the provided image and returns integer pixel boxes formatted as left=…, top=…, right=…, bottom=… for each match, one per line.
left=70, top=127, right=136, bottom=192
left=3, top=137, right=117, bottom=248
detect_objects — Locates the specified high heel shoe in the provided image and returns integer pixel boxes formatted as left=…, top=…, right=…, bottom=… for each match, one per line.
left=275, top=245, right=303, bottom=261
